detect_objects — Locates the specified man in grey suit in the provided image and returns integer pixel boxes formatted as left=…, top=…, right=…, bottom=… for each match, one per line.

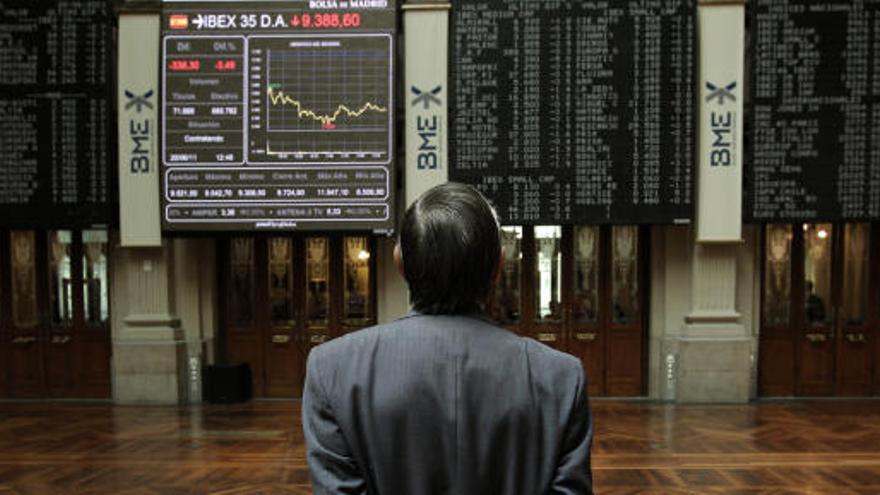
left=303, top=183, right=593, bottom=494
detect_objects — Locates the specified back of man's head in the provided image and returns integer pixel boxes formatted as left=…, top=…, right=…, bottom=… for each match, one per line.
left=398, top=182, right=501, bottom=315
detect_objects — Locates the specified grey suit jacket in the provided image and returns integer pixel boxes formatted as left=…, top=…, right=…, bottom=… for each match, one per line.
left=302, top=311, right=593, bottom=495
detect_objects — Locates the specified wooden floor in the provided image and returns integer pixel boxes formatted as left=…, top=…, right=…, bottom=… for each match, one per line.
left=0, top=400, right=879, bottom=494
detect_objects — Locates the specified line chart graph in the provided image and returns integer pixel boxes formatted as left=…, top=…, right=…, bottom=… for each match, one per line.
left=248, top=35, right=393, bottom=164
left=266, top=85, right=387, bottom=130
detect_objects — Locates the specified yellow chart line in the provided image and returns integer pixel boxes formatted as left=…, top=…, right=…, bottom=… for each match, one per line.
left=267, top=86, right=387, bottom=128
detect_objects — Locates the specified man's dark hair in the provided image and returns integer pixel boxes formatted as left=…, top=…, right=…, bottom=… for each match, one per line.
left=399, top=182, right=501, bottom=315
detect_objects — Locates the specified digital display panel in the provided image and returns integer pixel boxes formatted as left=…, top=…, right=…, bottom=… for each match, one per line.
left=161, top=1, right=396, bottom=231
left=449, top=0, right=696, bottom=225
left=747, top=0, right=880, bottom=222
left=0, top=1, right=114, bottom=228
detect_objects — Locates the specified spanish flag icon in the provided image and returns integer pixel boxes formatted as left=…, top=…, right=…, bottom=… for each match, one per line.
left=169, top=15, right=188, bottom=29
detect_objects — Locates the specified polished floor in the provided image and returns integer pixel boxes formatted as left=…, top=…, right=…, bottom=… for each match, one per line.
left=0, top=400, right=879, bottom=494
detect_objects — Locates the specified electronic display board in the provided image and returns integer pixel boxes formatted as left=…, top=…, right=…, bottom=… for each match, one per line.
left=449, top=0, right=696, bottom=225
left=161, top=1, right=396, bottom=231
left=747, top=0, right=880, bottom=222
left=0, top=0, right=114, bottom=228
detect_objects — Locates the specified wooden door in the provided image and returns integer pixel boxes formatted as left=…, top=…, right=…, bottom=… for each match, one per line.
left=604, top=226, right=645, bottom=396
left=758, top=224, right=796, bottom=396
left=493, top=225, right=647, bottom=397
left=222, top=237, right=264, bottom=393
left=796, top=223, right=875, bottom=396
left=568, top=225, right=604, bottom=397
left=0, top=229, right=111, bottom=399
left=760, top=223, right=877, bottom=397
left=264, top=237, right=307, bottom=397
left=221, top=235, right=377, bottom=398
left=796, top=223, right=836, bottom=395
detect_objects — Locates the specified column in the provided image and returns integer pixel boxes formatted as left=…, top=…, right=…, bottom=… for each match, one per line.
left=403, top=1, right=450, bottom=206
left=111, top=243, right=186, bottom=404
left=676, top=0, right=751, bottom=403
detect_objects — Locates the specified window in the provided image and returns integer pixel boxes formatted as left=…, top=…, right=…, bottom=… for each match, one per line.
left=306, top=237, right=330, bottom=326
left=344, top=236, right=372, bottom=324
left=49, top=230, right=74, bottom=326
left=230, top=238, right=255, bottom=326
left=535, top=226, right=562, bottom=322
left=495, top=226, right=522, bottom=324
left=573, top=225, right=600, bottom=325
left=841, top=224, right=869, bottom=326
left=611, top=226, right=639, bottom=325
left=268, top=238, right=295, bottom=325
left=763, top=224, right=792, bottom=326
left=82, top=230, right=109, bottom=324
left=803, top=224, right=832, bottom=326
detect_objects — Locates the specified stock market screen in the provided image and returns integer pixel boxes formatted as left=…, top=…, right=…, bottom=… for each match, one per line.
left=747, top=0, right=880, bottom=222
left=449, top=0, right=696, bottom=225
left=161, top=1, right=396, bottom=231
left=0, top=1, right=114, bottom=228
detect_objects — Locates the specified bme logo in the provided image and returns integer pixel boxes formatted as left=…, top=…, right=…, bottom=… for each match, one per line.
left=125, top=89, right=154, bottom=173
left=411, top=85, right=442, bottom=170
left=411, top=85, right=441, bottom=109
left=125, top=90, right=154, bottom=113
left=705, top=81, right=736, bottom=167
left=705, top=81, right=736, bottom=105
